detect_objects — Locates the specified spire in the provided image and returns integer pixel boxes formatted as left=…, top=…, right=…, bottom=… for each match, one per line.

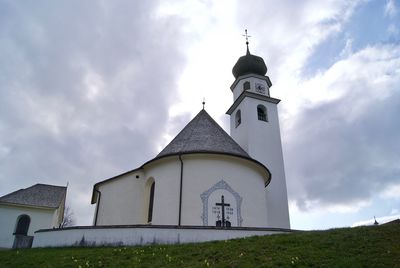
left=232, top=30, right=267, bottom=79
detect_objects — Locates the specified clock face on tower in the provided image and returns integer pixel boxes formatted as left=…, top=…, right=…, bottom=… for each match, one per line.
left=255, top=83, right=266, bottom=94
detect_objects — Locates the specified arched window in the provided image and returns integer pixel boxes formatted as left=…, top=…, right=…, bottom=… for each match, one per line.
left=243, top=81, right=250, bottom=91
left=257, top=105, right=268, bottom=122
left=14, top=215, right=30, bottom=236
left=147, top=181, right=155, bottom=223
left=235, top=110, right=241, bottom=127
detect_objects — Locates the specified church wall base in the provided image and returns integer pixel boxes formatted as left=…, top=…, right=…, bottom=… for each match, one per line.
left=32, top=225, right=293, bottom=248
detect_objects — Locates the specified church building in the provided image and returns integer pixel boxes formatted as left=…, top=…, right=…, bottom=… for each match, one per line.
left=0, top=184, right=66, bottom=248
left=91, top=41, right=290, bottom=229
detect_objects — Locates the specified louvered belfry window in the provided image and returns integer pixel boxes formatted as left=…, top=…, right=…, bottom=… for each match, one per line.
left=257, top=105, right=267, bottom=122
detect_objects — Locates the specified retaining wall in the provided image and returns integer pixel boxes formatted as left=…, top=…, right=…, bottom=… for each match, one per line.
left=33, top=225, right=292, bottom=248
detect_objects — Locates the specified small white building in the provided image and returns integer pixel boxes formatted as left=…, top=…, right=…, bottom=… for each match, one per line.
left=91, top=43, right=290, bottom=230
left=0, top=184, right=66, bottom=248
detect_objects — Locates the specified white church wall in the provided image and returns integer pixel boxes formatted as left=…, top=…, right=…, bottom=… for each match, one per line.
left=232, top=75, right=271, bottom=100
left=94, top=153, right=269, bottom=229
left=232, top=79, right=246, bottom=100
left=32, top=226, right=289, bottom=248
left=230, top=106, right=249, bottom=152
left=51, top=196, right=65, bottom=227
left=143, top=157, right=181, bottom=225
left=0, top=204, right=56, bottom=248
left=235, top=96, right=290, bottom=228
left=230, top=97, right=254, bottom=152
left=95, top=170, right=146, bottom=225
left=229, top=73, right=290, bottom=229
left=179, top=154, right=268, bottom=227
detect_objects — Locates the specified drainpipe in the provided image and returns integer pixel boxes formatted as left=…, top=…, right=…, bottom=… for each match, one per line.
left=178, top=155, right=184, bottom=226
left=94, top=189, right=102, bottom=226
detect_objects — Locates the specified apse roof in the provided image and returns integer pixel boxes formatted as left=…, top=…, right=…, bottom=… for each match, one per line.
left=92, top=109, right=272, bottom=203
left=0, top=183, right=66, bottom=209
left=157, top=109, right=250, bottom=158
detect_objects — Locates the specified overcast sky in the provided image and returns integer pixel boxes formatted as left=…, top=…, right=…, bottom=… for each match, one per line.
left=1, top=0, right=399, bottom=230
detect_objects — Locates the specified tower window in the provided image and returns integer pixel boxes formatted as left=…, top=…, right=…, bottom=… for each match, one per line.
left=243, top=81, right=250, bottom=91
left=257, top=105, right=268, bottom=122
left=235, top=110, right=241, bottom=127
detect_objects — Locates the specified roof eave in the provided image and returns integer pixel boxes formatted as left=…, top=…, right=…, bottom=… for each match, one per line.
left=91, top=166, right=143, bottom=204
left=226, top=91, right=281, bottom=115
left=230, top=74, right=272, bottom=91
left=147, top=151, right=272, bottom=187
left=0, top=201, right=59, bottom=210
left=91, top=151, right=271, bottom=201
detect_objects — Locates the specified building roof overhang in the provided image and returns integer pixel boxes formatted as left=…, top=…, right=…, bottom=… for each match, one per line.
left=230, top=74, right=272, bottom=91
left=91, top=151, right=271, bottom=204
left=226, top=91, right=281, bottom=115
left=91, top=109, right=273, bottom=204
left=0, top=201, right=58, bottom=210
left=0, top=184, right=67, bottom=209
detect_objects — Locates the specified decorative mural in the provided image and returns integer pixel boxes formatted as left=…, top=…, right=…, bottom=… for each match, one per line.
left=200, top=180, right=243, bottom=227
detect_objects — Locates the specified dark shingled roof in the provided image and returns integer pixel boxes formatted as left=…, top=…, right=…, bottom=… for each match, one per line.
left=157, top=109, right=249, bottom=158
left=232, top=47, right=267, bottom=79
left=0, top=184, right=66, bottom=209
left=91, top=109, right=272, bottom=203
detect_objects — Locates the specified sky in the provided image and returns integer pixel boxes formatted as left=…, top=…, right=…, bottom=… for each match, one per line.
left=0, top=0, right=399, bottom=230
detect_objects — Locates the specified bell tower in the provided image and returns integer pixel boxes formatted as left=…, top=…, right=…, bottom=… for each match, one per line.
left=226, top=35, right=290, bottom=228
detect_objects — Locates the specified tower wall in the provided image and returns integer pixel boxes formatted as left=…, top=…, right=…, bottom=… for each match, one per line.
left=229, top=76, right=290, bottom=229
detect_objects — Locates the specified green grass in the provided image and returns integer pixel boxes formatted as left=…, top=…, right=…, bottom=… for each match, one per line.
left=1, top=224, right=399, bottom=267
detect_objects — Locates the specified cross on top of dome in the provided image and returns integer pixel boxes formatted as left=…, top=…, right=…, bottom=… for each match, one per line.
left=243, top=29, right=251, bottom=46
left=232, top=29, right=268, bottom=79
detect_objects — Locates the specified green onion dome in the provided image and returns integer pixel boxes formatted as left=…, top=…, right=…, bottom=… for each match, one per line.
left=232, top=46, right=267, bottom=79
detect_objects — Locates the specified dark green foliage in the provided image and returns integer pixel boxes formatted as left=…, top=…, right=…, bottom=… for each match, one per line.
left=0, top=224, right=399, bottom=267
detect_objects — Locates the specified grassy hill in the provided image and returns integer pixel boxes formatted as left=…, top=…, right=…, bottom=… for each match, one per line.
left=0, top=224, right=399, bottom=267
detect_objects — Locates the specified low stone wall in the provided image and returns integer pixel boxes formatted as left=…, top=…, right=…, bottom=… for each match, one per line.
left=33, top=225, right=292, bottom=248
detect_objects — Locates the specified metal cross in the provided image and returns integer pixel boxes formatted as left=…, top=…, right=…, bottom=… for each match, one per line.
left=242, top=29, right=251, bottom=45
left=216, top=195, right=230, bottom=227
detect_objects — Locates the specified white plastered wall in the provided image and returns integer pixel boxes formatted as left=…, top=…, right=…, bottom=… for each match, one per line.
left=230, top=76, right=290, bottom=229
left=232, top=75, right=271, bottom=100
left=144, top=155, right=269, bottom=227
left=52, top=196, right=65, bottom=227
left=93, top=154, right=269, bottom=228
left=143, top=157, right=182, bottom=225
left=95, top=170, right=146, bottom=225
left=95, top=157, right=182, bottom=226
left=0, top=204, right=57, bottom=248
left=179, top=154, right=269, bottom=227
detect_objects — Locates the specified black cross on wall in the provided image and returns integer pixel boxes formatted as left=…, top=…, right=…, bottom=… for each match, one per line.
left=215, top=195, right=231, bottom=227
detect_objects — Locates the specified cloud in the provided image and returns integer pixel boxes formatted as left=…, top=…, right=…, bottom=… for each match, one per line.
left=339, top=38, right=354, bottom=58
left=285, top=44, right=400, bottom=211
left=0, top=0, right=398, bottom=230
left=233, top=0, right=400, bottom=215
left=380, top=183, right=400, bottom=200
left=387, top=23, right=399, bottom=37
left=235, top=0, right=361, bottom=84
left=352, top=214, right=400, bottom=227
left=0, top=1, right=188, bottom=224
left=384, top=0, right=398, bottom=18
